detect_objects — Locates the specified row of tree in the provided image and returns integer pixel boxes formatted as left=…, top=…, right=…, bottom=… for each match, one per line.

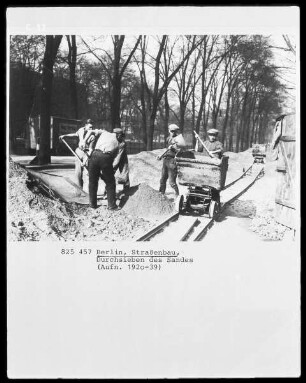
left=10, top=34, right=291, bottom=164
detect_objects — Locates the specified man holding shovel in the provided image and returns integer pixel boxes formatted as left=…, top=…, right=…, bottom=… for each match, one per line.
left=59, top=119, right=95, bottom=189
left=82, top=128, right=119, bottom=210
left=157, top=124, right=186, bottom=197
left=195, top=128, right=223, bottom=159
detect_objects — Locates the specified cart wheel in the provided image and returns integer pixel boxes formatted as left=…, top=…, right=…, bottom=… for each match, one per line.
left=175, top=195, right=184, bottom=213
left=209, top=200, right=219, bottom=218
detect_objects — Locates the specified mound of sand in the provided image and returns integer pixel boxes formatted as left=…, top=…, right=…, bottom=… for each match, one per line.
left=122, top=183, right=174, bottom=221
left=8, top=159, right=153, bottom=241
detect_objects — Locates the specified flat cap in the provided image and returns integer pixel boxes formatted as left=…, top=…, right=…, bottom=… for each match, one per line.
left=169, top=124, right=180, bottom=132
left=207, top=128, right=219, bottom=135
left=113, top=128, right=123, bottom=133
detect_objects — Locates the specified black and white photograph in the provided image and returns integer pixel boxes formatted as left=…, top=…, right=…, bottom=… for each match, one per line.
left=6, top=6, right=300, bottom=379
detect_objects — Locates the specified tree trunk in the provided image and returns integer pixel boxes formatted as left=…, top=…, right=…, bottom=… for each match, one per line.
left=221, top=90, right=231, bottom=146
left=228, top=97, right=236, bottom=151
left=67, top=35, right=78, bottom=119
left=191, top=80, right=196, bottom=147
left=179, top=102, right=186, bottom=133
left=147, top=109, right=157, bottom=151
left=38, top=35, right=62, bottom=165
left=164, top=89, right=169, bottom=146
left=110, top=74, right=121, bottom=130
left=249, top=111, right=257, bottom=147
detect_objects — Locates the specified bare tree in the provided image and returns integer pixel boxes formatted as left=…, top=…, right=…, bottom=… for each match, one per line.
left=38, top=35, right=62, bottom=165
left=66, top=35, right=78, bottom=119
left=194, top=36, right=225, bottom=143
left=171, top=37, right=202, bottom=132
left=137, top=35, right=204, bottom=150
left=82, top=35, right=141, bottom=130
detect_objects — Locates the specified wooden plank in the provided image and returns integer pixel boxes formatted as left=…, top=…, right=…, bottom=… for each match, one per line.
left=276, top=166, right=287, bottom=172
left=275, top=203, right=297, bottom=229
left=281, top=135, right=296, bottom=142
left=275, top=113, right=296, bottom=229
left=282, top=113, right=296, bottom=137
left=275, top=198, right=296, bottom=210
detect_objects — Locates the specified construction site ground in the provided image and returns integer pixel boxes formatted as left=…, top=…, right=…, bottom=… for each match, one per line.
left=8, top=149, right=294, bottom=241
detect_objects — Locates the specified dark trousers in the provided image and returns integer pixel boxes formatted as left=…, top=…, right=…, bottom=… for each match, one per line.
left=159, top=157, right=179, bottom=196
left=88, top=151, right=116, bottom=208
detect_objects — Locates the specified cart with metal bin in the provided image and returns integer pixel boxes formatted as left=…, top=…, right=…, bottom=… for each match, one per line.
left=252, top=144, right=266, bottom=164
left=175, top=152, right=228, bottom=218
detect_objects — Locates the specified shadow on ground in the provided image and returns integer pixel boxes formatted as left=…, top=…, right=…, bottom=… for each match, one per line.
left=118, top=184, right=140, bottom=208
left=217, top=199, right=257, bottom=222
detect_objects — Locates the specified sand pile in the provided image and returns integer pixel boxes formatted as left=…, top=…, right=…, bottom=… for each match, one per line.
left=69, top=206, right=152, bottom=241
left=8, top=159, right=75, bottom=241
left=122, top=183, right=174, bottom=221
left=249, top=213, right=290, bottom=240
left=128, top=149, right=164, bottom=190
left=8, top=159, right=153, bottom=241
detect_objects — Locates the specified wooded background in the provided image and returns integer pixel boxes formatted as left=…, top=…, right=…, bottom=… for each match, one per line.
left=9, top=34, right=296, bottom=164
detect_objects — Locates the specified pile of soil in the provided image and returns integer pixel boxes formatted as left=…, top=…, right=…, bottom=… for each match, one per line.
left=249, top=213, right=290, bottom=241
left=8, top=159, right=153, bottom=241
left=231, top=158, right=292, bottom=241
left=122, top=183, right=174, bottom=221
left=9, top=146, right=293, bottom=242
left=128, top=150, right=164, bottom=191
left=8, top=159, right=75, bottom=241
left=224, top=199, right=257, bottom=218
left=69, top=206, right=153, bottom=241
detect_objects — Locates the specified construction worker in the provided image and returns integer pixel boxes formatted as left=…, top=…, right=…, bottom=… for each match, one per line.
left=195, top=128, right=223, bottom=159
left=81, top=128, right=119, bottom=210
left=59, top=119, right=95, bottom=188
left=157, top=123, right=186, bottom=197
left=113, top=128, right=130, bottom=194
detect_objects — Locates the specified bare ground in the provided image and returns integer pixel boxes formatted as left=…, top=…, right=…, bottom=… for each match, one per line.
left=8, top=149, right=293, bottom=241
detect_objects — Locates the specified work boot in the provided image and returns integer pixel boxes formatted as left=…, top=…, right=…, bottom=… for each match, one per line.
left=107, top=205, right=121, bottom=211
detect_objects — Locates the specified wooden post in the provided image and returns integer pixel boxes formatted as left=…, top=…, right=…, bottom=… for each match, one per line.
left=274, top=114, right=296, bottom=229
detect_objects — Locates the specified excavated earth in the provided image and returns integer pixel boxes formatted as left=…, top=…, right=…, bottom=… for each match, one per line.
left=8, top=148, right=293, bottom=241
left=219, top=152, right=293, bottom=241
left=8, top=159, right=155, bottom=241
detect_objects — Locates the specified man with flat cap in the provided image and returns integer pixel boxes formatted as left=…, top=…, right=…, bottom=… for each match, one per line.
left=158, top=123, right=186, bottom=197
left=113, top=128, right=130, bottom=194
left=195, top=128, right=223, bottom=159
left=59, top=118, right=95, bottom=189
left=81, top=127, right=119, bottom=210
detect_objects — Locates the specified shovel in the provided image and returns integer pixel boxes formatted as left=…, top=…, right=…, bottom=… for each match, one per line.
left=193, top=130, right=214, bottom=158
left=60, top=137, right=89, bottom=174
left=60, top=137, right=116, bottom=200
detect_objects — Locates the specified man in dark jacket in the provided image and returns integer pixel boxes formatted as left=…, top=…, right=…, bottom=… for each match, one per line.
left=158, top=124, right=186, bottom=197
